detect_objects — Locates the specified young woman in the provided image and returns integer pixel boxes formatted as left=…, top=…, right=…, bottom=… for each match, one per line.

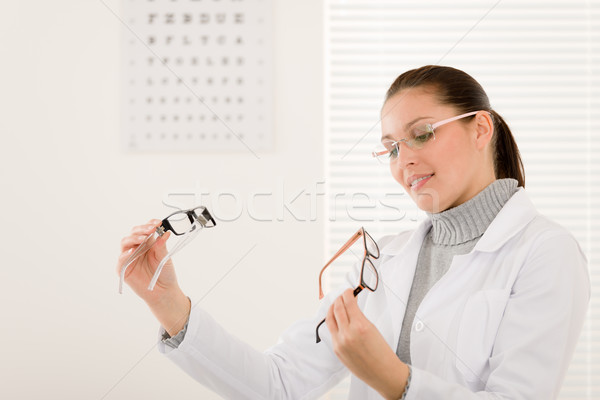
left=117, top=65, right=590, bottom=399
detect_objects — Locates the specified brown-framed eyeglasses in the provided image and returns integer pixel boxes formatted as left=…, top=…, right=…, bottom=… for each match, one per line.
left=315, top=227, right=380, bottom=343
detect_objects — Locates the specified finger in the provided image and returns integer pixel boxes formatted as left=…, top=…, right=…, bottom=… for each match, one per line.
left=118, top=247, right=134, bottom=263
left=120, top=233, right=153, bottom=252
left=155, top=230, right=171, bottom=244
left=130, top=223, right=159, bottom=237
left=333, top=295, right=350, bottom=329
left=116, top=248, right=134, bottom=274
left=326, top=302, right=338, bottom=335
left=151, top=231, right=172, bottom=259
left=128, top=219, right=161, bottom=236
left=341, top=288, right=361, bottom=318
left=117, top=231, right=158, bottom=275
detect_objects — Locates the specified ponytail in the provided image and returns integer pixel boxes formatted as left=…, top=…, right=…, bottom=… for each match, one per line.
left=489, top=110, right=525, bottom=188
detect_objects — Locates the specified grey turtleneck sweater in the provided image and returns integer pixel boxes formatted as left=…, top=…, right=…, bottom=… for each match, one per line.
left=396, top=178, right=519, bottom=364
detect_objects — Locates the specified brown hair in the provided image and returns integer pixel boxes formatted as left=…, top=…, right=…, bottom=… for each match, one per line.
left=385, top=65, right=525, bottom=187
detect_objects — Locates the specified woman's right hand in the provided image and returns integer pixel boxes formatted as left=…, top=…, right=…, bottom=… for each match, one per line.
left=117, top=219, right=179, bottom=305
left=117, top=220, right=191, bottom=336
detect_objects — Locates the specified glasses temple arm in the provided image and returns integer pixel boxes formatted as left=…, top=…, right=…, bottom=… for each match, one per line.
left=431, top=111, right=479, bottom=130
left=372, top=149, right=388, bottom=158
left=315, top=318, right=326, bottom=343
left=318, top=230, right=363, bottom=299
left=119, top=233, right=155, bottom=294
left=318, top=257, right=335, bottom=299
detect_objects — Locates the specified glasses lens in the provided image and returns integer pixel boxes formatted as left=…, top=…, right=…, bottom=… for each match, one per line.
left=409, top=125, right=434, bottom=149
left=364, top=231, right=379, bottom=258
left=166, top=211, right=193, bottom=235
left=361, top=258, right=378, bottom=292
left=372, top=140, right=398, bottom=163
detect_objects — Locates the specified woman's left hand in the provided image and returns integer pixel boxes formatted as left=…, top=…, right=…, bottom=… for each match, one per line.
left=326, top=288, right=410, bottom=400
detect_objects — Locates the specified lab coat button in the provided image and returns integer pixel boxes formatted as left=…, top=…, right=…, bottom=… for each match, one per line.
left=414, top=321, right=424, bottom=332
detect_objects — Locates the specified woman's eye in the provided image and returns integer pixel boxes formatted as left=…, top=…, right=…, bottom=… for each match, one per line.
left=414, top=133, right=431, bottom=143
left=382, top=142, right=398, bottom=156
left=410, top=125, right=433, bottom=145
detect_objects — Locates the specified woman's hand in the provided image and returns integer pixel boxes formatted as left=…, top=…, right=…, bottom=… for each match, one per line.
left=117, top=219, right=190, bottom=335
left=326, top=288, right=410, bottom=400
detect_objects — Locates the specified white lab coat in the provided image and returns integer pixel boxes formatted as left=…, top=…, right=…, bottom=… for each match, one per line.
left=158, top=188, right=590, bottom=399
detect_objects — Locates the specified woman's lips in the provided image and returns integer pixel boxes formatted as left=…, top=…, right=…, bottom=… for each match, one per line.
left=410, top=174, right=434, bottom=191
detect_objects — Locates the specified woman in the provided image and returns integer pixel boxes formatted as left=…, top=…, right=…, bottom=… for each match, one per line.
left=117, top=65, right=590, bottom=399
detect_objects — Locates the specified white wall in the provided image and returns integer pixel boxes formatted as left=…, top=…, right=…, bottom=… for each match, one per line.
left=0, top=1, right=324, bottom=399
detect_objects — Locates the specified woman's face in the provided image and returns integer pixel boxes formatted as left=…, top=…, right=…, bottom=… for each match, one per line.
left=380, top=88, right=495, bottom=213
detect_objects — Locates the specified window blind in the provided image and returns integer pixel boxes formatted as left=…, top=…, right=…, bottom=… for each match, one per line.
left=324, top=1, right=599, bottom=398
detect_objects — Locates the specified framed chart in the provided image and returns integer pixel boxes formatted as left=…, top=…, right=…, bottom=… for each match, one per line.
left=121, top=0, right=273, bottom=153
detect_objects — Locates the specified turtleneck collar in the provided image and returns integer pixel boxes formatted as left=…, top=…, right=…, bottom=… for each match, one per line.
left=426, top=178, right=519, bottom=245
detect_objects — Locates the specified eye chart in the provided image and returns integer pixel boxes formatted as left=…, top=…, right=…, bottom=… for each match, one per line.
left=121, top=0, right=273, bottom=153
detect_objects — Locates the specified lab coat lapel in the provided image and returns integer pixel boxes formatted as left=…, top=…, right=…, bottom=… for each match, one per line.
left=471, top=187, right=537, bottom=253
left=370, top=188, right=537, bottom=351
left=375, top=220, right=432, bottom=350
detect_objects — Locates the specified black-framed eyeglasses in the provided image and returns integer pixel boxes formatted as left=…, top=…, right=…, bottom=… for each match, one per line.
left=119, top=206, right=216, bottom=294
left=315, top=227, right=380, bottom=343
left=159, top=206, right=217, bottom=236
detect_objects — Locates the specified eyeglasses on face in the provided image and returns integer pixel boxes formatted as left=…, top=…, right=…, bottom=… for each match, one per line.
left=315, top=227, right=380, bottom=343
left=372, top=111, right=481, bottom=163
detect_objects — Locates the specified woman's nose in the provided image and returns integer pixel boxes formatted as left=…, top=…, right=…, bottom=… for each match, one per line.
left=395, top=141, right=418, bottom=168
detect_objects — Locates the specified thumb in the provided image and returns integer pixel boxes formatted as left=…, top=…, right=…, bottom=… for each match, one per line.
left=153, top=231, right=172, bottom=259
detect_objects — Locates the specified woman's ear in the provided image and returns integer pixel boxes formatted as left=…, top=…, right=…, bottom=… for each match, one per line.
left=474, top=111, right=494, bottom=151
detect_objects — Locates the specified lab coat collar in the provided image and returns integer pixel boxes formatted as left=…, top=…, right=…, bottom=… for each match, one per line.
left=380, top=187, right=537, bottom=256
left=375, top=187, right=537, bottom=350
left=471, top=187, right=537, bottom=252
